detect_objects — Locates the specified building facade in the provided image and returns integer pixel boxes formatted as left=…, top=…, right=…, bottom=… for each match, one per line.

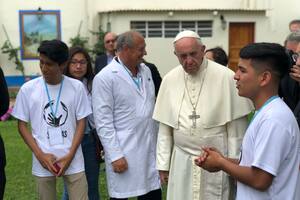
left=0, top=0, right=299, bottom=85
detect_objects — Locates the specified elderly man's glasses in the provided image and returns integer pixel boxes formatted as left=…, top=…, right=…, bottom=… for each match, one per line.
left=105, top=39, right=116, bottom=44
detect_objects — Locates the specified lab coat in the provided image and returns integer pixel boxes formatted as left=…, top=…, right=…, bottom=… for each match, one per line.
left=92, top=58, right=160, bottom=198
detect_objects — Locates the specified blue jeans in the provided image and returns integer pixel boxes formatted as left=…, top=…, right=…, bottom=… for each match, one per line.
left=62, top=133, right=100, bottom=200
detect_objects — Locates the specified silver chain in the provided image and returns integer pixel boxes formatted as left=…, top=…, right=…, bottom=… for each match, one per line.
left=183, top=67, right=207, bottom=112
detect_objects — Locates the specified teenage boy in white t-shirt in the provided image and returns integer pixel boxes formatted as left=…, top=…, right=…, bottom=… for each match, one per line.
left=195, top=43, right=300, bottom=200
left=12, top=40, right=91, bottom=200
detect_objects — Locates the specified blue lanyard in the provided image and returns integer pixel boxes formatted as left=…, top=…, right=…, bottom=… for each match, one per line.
left=131, top=76, right=141, bottom=90
left=118, top=57, right=141, bottom=90
left=249, top=95, right=279, bottom=125
left=44, top=78, right=64, bottom=117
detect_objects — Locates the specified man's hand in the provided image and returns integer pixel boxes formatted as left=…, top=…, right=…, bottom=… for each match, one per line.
left=290, top=65, right=300, bottom=82
left=196, top=147, right=224, bottom=173
left=55, top=153, right=74, bottom=177
left=194, top=149, right=208, bottom=167
left=36, top=152, right=58, bottom=175
left=159, top=170, right=169, bottom=185
left=112, top=157, right=128, bottom=173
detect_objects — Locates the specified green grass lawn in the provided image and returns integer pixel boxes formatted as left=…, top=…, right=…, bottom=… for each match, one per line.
left=0, top=120, right=166, bottom=200
left=0, top=120, right=106, bottom=199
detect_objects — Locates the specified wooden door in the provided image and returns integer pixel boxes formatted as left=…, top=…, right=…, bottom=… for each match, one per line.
left=228, top=23, right=254, bottom=72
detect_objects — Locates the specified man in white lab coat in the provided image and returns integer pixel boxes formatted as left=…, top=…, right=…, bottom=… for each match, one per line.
left=92, top=31, right=161, bottom=200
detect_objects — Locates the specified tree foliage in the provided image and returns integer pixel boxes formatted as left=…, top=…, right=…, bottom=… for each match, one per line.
left=69, top=22, right=106, bottom=62
left=69, top=21, right=90, bottom=50
left=69, top=35, right=89, bottom=49
left=90, top=25, right=106, bottom=57
left=1, top=25, right=25, bottom=76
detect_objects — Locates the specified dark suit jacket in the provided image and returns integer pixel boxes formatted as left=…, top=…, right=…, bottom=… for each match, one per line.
left=279, top=73, right=300, bottom=126
left=94, top=54, right=108, bottom=74
left=144, top=61, right=162, bottom=97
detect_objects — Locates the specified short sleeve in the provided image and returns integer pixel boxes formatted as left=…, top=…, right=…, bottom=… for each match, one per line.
left=252, top=119, right=292, bottom=176
left=11, top=87, right=30, bottom=122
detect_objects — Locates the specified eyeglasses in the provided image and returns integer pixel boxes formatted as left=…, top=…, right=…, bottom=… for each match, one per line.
left=105, top=39, right=116, bottom=44
left=292, top=53, right=300, bottom=63
left=70, top=60, right=87, bottom=65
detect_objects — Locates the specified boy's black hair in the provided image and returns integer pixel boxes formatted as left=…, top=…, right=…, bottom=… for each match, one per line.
left=239, top=42, right=292, bottom=79
left=37, top=40, right=69, bottom=65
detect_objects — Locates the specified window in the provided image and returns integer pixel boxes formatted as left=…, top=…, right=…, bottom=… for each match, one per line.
left=148, top=21, right=162, bottom=37
left=165, top=21, right=180, bottom=38
left=130, top=21, right=146, bottom=37
left=182, top=21, right=196, bottom=32
left=130, top=20, right=213, bottom=38
left=197, top=21, right=213, bottom=37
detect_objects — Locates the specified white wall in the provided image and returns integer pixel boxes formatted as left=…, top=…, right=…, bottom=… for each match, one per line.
left=99, top=11, right=269, bottom=76
left=1, top=0, right=300, bottom=77
left=97, top=0, right=300, bottom=77
left=94, top=0, right=269, bottom=11
left=0, top=0, right=97, bottom=76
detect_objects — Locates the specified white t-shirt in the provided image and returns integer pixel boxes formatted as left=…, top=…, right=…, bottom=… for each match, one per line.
left=12, top=76, right=92, bottom=177
left=237, top=98, right=300, bottom=200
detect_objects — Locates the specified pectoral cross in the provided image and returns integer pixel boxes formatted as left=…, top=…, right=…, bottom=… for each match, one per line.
left=189, top=110, right=200, bottom=129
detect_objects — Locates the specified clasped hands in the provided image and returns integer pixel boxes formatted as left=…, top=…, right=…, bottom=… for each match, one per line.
left=36, top=152, right=73, bottom=177
left=194, top=147, right=224, bottom=172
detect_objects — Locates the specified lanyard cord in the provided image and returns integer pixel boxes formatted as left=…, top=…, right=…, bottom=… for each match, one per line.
left=44, top=78, right=64, bottom=117
left=249, top=95, right=279, bottom=125
left=183, top=68, right=207, bottom=112
left=118, top=57, right=141, bottom=90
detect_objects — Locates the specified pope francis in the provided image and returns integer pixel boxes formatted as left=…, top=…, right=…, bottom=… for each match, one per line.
left=153, top=30, right=253, bottom=200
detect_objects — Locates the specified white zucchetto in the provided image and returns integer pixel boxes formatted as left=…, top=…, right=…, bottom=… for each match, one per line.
left=173, top=30, right=201, bottom=43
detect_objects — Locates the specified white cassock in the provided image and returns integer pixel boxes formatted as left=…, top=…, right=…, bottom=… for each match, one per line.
left=153, top=58, right=253, bottom=200
left=92, top=58, right=160, bottom=198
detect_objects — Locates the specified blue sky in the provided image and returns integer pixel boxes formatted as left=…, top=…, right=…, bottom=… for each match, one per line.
left=23, top=14, right=57, bottom=35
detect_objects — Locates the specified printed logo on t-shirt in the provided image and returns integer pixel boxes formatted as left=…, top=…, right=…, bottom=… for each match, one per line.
left=43, top=100, right=69, bottom=138
left=238, top=145, right=243, bottom=164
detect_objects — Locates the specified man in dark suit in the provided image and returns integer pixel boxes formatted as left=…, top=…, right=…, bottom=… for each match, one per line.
left=143, top=60, right=162, bottom=97
left=94, top=32, right=117, bottom=74
left=280, top=43, right=300, bottom=127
